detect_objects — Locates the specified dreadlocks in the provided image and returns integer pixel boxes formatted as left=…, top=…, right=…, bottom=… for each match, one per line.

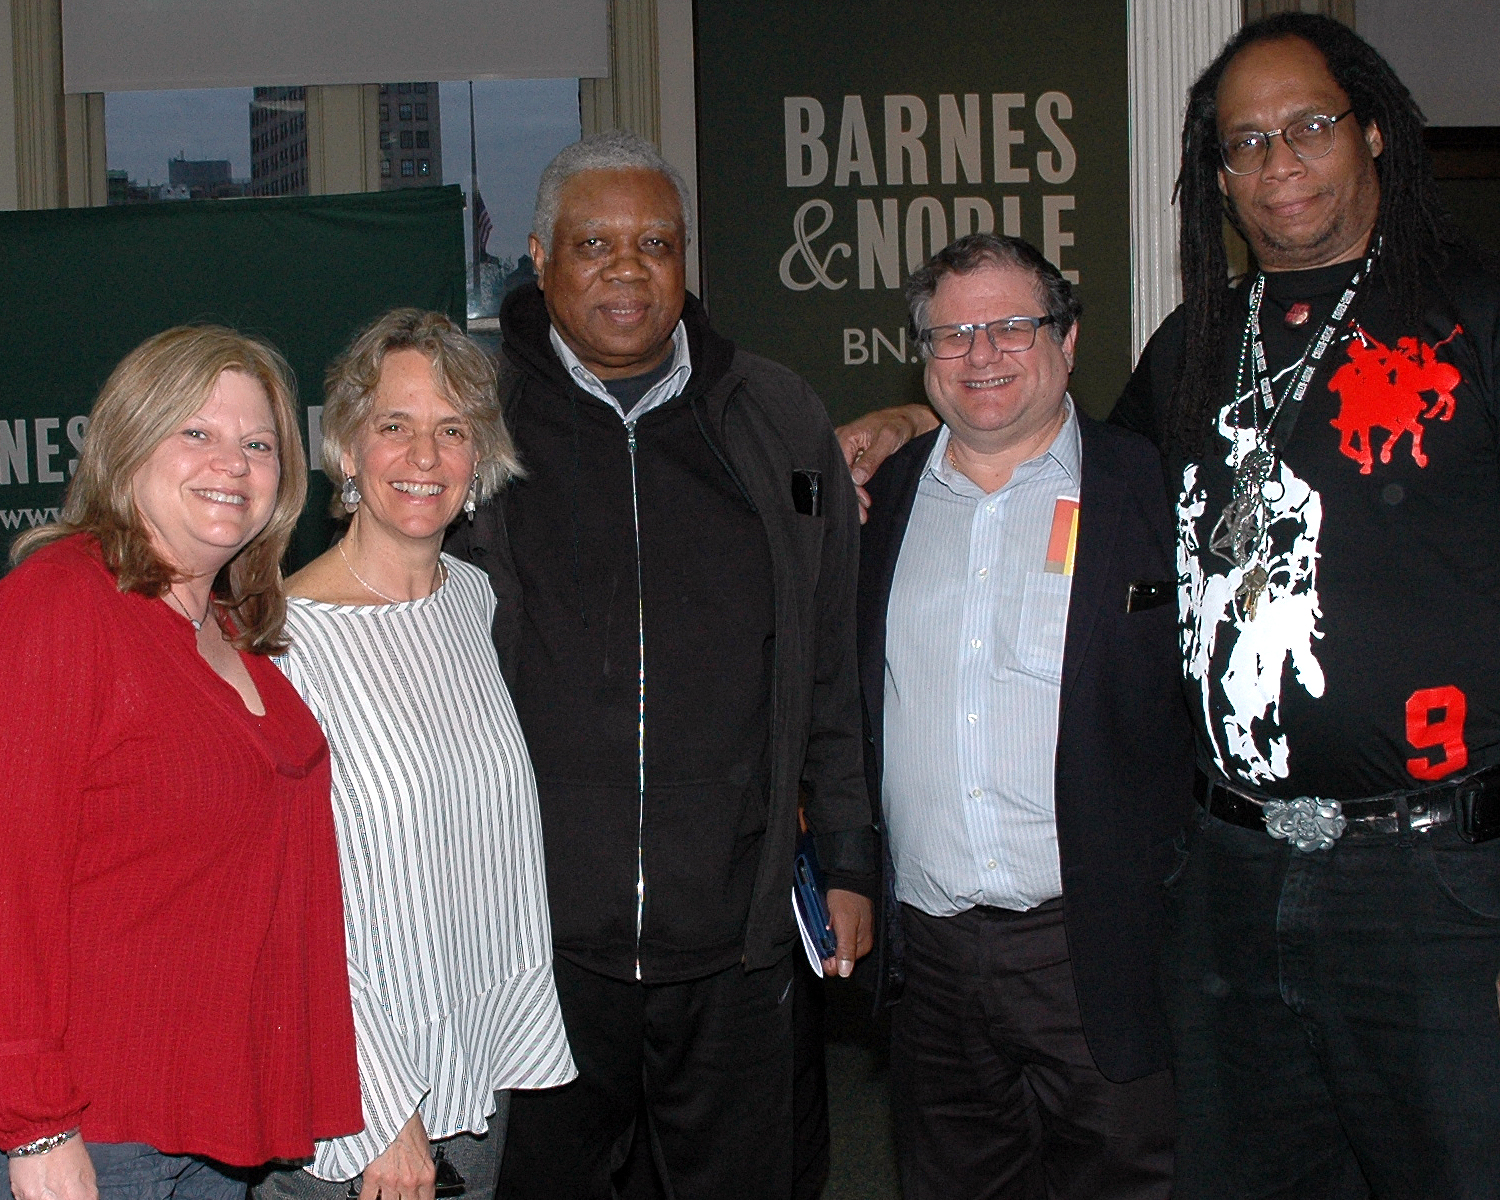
left=1168, top=12, right=1467, bottom=458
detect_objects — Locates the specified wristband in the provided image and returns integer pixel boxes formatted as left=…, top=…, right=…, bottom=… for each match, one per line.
left=7, top=1129, right=80, bottom=1158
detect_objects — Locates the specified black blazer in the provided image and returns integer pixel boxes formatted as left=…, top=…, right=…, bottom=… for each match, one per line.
left=857, top=415, right=1194, bottom=1083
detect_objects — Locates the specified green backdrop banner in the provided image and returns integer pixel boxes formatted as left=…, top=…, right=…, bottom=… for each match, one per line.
left=694, top=0, right=1130, bottom=427
left=0, top=185, right=465, bottom=567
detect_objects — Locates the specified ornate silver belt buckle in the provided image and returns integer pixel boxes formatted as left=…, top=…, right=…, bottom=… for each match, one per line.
left=1262, top=797, right=1346, bottom=852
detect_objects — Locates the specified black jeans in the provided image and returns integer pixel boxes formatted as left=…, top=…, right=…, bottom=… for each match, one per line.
left=499, top=954, right=795, bottom=1200
left=890, top=901, right=1175, bottom=1200
left=1164, top=808, right=1500, bottom=1198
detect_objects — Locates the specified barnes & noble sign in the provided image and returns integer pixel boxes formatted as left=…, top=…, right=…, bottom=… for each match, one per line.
left=695, top=0, right=1130, bottom=425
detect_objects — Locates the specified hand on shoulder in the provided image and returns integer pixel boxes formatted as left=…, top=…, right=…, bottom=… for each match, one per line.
left=834, top=405, right=940, bottom=523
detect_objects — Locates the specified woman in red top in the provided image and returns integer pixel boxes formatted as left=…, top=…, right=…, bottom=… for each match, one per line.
left=0, top=327, right=361, bottom=1200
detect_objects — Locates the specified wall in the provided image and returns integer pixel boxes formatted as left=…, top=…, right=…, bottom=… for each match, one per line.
left=1357, top=0, right=1500, bottom=125
left=0, top=0, right=18, bottom=209
left=656, top=0, right=698, bottom=295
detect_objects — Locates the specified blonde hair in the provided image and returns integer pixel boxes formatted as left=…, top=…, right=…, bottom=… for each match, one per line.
left=11, top=325, right=308, bottom=654
left=320, top=308, right=520, bottom=516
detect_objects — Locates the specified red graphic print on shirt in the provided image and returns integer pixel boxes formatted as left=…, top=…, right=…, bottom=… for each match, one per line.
left=1406, top=685, right=1469, bottom=781
left=1327, top=325, right=1462, bottom=474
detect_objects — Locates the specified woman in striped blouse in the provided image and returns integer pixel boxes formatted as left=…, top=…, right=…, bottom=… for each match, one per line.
left=256, top=310, right=575, bottom=1200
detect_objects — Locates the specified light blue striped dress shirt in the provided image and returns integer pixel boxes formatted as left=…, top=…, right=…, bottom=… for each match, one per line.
left=883, top=403, right=1081, bottom=917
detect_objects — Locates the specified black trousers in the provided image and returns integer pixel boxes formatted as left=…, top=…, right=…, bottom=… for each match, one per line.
left=499, top=954, right=795, bottom=1200
left=1164, top=809, right=1500, bottom=1198
left=890, top=901, right=1174, bottom=1200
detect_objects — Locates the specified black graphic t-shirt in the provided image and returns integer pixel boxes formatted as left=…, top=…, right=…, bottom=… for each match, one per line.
left=1115, top=261, right=1500, bottom=800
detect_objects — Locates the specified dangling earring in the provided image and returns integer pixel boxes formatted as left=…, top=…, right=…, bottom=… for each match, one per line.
left=464, top=472, right=480, bottom=519
left=341, top=476, right=362, bottom=510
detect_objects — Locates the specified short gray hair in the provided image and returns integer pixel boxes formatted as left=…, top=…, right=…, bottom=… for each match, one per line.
left=532, top=130, right=694, bottom=251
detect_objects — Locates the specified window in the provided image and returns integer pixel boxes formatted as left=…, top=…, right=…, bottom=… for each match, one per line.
left=399, top=130, right=414, bottom=149
left=441, top=78, right=580, bottom=321
left=415, top=130, right=429, bottom=149
left=379, top=84, right=389, bottom=94
left=399, top=104, right=412, bottom=121
left=106, top=87, right=256, bottom=201
left=397, top=82, right=412, bottom=94
left=400, top=158, right=414, bottom=176
left=415, top=103, right=428, bottom=121
left=415, top=82, right=428, bottom=94
left=380, top=158, right=392, bottom=176
left=417, top=158, right=430, bottom=176
left=379, top=131, right=391, bottom=150
left=380, top=104, right=389, bottom=121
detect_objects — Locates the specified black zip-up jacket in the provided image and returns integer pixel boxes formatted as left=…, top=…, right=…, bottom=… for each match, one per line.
left=448, top=284, right=873, bottom=981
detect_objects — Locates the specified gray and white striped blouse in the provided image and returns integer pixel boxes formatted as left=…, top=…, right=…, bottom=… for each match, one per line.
left=278, top=556, right=575, bottom=1180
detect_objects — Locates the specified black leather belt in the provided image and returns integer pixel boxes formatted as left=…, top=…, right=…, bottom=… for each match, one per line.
left=1197, top=773, right=1459, bottom=839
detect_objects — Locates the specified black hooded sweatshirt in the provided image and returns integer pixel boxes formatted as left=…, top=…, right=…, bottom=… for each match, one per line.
left=449, top=284, right=873, bottom=984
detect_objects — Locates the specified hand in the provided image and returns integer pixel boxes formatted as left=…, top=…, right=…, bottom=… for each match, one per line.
left=822, top=888, right=874, bottom=978
left=835, top=405, right=940, bottom=523
left=358, top=1112, right=434, bottom=1200
left=7, top=1135, right=97, bottom=1200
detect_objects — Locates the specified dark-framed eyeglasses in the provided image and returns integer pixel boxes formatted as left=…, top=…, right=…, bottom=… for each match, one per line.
left=919, top=315, right=1057, bottom=359
left=1219, top=108, right=1356, bottom=176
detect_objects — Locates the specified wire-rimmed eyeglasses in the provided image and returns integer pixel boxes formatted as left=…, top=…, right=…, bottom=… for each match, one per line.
left=919, top=315, right=1056, bottom=359
left=1219, top=109, right=1355, bottom=176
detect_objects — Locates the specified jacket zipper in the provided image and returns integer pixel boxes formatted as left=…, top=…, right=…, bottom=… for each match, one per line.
left=627, top=420, right=646, bottom=981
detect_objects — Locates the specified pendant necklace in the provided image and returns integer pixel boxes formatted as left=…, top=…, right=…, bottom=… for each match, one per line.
left=166, top=589, right=207, bottom=630
left=1209, top=241, right=1377, bottom=620
left=339, top=541, right=444, bottom=604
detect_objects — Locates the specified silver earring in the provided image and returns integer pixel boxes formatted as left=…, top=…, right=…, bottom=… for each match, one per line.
left=341, top=476, right=362, bottom=510
left=464, top=473, right=480, bottom=519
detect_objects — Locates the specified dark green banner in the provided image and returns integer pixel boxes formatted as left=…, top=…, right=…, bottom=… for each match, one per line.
left=694, top=0, right=1130, bottom=426
left=0, top=186, right=465, bottom=566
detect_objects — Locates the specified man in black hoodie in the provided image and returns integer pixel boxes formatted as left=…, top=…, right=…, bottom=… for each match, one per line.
left=448, top=131, right=874, bottom=1200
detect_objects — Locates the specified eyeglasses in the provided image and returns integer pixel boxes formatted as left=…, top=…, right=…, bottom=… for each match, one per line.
left=919, top=315, right=1056, bottom=359
left=1219, top=109, right=1355, bottom=176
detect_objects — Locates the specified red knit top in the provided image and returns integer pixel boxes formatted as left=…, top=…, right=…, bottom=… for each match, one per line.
left=0, top=535, right=362, bottom=1163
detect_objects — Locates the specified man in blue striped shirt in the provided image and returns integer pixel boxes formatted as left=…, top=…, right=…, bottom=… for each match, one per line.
left=856, top=234, right=1193, bottom=1199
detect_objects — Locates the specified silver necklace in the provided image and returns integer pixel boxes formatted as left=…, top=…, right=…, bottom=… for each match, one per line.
left=338, top=541, right=443, bottom=604
left=166, top=589, right=206, bottom=630
left=1209, top=241, right=1376, bottom=619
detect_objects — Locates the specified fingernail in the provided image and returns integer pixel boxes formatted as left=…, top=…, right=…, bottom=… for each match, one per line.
left=852, top=469, right=868, bottom=485
left=839, top=959, right=853, bottom=977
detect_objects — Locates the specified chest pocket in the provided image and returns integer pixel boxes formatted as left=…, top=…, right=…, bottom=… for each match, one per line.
left=1013, top=570, right=1072, bottom=681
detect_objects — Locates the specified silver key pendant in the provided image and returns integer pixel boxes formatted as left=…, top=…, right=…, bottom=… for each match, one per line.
left=1237, top=565, right=1269, bottom=620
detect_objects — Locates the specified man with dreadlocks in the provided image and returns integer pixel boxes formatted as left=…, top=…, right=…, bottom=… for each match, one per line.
left=1111, top=14, right=1500, bottom=1196
left=838, top=13, right=1500, bottom=1196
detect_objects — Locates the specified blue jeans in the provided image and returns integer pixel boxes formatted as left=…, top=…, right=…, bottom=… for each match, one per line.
left=3, top=1142, right=249, bottom=1200
left=1163, top=807, right=1500, bottom=1198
